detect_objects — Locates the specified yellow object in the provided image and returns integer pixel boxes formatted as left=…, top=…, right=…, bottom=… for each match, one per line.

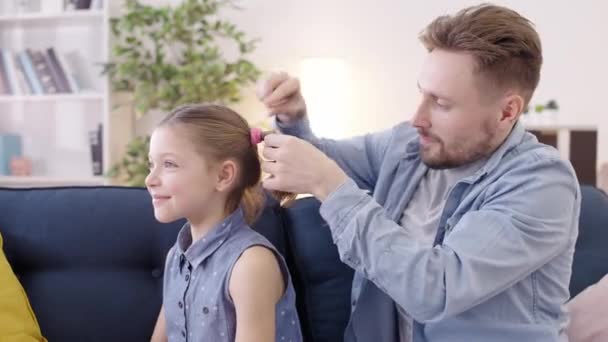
left=0, top=233, right=46, bottom=342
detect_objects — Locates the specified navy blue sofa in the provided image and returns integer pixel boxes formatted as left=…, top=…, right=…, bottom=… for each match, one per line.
left=0, top=186, right=353, bottom=342
left=0, top=185, right=606, bottom=341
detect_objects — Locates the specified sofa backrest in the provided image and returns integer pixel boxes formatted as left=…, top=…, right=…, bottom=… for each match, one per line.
left=5, top=183, right=606, bottom=341
left=0, top=187, right=182, bottom=341
left=0, top=186, right=289, bottom=342
left=281, top=197, right=354, bottom=342
left=570, top=185, right=608, bottom=298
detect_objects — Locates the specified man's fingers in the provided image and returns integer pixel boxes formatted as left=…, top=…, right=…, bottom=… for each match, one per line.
left=266, top=101, right=302, bottom=117
left=257, top=72, right=289, bottom=100
left=265, top=100, right=290, bottom=117
left=261, top=145, right=280, bottom=161
left=263, top=77, right=300, bottom=106
left=261, top=160, right=279, bottom=175
left=263, top=133, right=291, bottom=148
left=268, top=97, right=289, bottom=107
left=262, top=175, right=284, bottom=192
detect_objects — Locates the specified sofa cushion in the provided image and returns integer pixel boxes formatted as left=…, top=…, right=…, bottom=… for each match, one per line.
left=0, top=186, right=288, bottom=342
left=570, top=185, right=608, bottom=298
left=282, top=197, right=354, bottom=342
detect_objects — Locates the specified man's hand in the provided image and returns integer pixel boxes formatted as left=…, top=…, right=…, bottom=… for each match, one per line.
left=257, top=72, right=307, bottom=124
left=261, top=134, right=347, bottom=201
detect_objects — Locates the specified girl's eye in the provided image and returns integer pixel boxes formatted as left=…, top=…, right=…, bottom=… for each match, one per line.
left=164, top=161, right=177, bottom=168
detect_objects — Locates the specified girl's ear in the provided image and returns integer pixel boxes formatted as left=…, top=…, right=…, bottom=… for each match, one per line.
left=215, top=159, right=238, bottom=192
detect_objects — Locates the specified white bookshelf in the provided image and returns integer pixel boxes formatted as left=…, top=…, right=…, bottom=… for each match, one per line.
left=0, top=175, right=105, bottom=188
left=524, top=122, right=583, bottom=161
left=524, top=123, right=598, bottom=132
left=0, top=3, right=110, bottom=188
left=0, top=10, right=104, bottom=27
left=0, top=93, right=104, bottom=103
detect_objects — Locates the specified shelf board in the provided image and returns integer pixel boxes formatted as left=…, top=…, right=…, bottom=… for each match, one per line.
left=0, top=175, right=107, bottom=188
left=0, top=93, right=105, bottom=104
left=523, top=123, right=598, bottom=131
left=0, top=10, right=104, bottom=27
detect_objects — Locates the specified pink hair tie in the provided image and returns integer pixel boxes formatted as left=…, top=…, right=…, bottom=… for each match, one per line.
left=250, top=128, right=264, bottom=145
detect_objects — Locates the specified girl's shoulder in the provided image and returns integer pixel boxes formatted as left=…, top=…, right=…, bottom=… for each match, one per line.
left=225, top=225, right=276, bottom=253
left=229, top=244, right=285, bottom=302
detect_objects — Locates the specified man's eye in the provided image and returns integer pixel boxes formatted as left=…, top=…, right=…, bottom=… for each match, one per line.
left=436, top=100, right=450, bottom=109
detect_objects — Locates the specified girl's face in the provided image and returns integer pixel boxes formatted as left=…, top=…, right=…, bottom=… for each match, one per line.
left=145, top=125, right=223, bottom=224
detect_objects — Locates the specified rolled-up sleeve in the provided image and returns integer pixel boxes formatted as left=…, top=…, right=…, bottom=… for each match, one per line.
left=275, top=116, right=396, bottom=191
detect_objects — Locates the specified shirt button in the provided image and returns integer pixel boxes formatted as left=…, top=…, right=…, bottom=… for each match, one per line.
left=178, top=301, right=183, bottom=309
left=203, top=306, right=209, bottom=314
left=181, top=330, right=186, bottom=337
left=151, top=268, right=162, bottom=278
left=351, top=299, right=357, bottom=307
left=185, top=274, right=190, bottom=281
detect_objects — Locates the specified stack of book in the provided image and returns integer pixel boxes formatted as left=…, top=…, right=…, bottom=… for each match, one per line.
left=0, top=0, right=103, bottom=16
left=0, top=47, right=81, bottom=96
left=89, top=124, right=103, bottom=176
left=65, top=0, right=105, bottom=11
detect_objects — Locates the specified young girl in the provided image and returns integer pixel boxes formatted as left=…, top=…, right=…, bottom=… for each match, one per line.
left=147, top=104, right=302, bottom=342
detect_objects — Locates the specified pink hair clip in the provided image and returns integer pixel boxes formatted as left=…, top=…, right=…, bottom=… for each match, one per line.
left=250, top=128, right=264, bottom=145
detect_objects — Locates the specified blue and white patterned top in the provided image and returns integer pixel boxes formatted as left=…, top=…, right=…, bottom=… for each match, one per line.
left=163, top=208, right=302, bottom=342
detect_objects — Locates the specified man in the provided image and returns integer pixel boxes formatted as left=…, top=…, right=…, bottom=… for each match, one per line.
left=257, top=4, right=580, bottom=342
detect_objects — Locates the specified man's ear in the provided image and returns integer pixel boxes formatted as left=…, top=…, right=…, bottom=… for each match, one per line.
left=501, top=92, right=525, bottom=123
left=216, top=159, right=238, bottom=192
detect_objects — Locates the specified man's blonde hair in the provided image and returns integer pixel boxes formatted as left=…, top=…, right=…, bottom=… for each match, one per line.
left=419, top=3, right=542, bottom=104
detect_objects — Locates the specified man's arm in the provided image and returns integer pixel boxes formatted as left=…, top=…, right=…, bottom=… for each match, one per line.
left=275, top=117, right=399, bottom=191
left=319, top=156, right=579, bottom=322
left=264, top=123, right=397, bottom=192
left=258, top=71, right=401, bottom=191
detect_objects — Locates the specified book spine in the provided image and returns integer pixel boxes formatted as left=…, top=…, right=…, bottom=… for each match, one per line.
left=29, top=49, right=59, bottom=94
left=18, top=51, right=43, bottom=95
left=0, top=134, right=23, bottom=175
left=43, top=49, right=70, bottom=93
left=46, top=48, right=73, bottom=93
left=89, top=124, right=103, bottom=175
left=2, top=50, right=22, bottom=95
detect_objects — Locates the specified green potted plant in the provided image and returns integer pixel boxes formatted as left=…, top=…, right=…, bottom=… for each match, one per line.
left=521, top=99, right=560, bottom=125
left=104, top=0, right=261, bottom=186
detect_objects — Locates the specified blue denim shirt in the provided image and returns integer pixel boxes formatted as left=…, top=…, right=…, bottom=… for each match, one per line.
left=277, top=118, right=580, bottom=342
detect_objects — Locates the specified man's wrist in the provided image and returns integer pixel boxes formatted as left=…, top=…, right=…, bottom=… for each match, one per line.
left=275, top=112, right=305, bottom=126
left=314, top=166, right=348, bottom=202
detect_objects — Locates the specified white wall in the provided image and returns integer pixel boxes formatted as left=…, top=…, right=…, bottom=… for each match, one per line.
left=118, top=0, right=608, bottom=165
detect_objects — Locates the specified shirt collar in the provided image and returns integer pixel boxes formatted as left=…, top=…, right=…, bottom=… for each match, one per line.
left=176, top=207, right=246, bottom=269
